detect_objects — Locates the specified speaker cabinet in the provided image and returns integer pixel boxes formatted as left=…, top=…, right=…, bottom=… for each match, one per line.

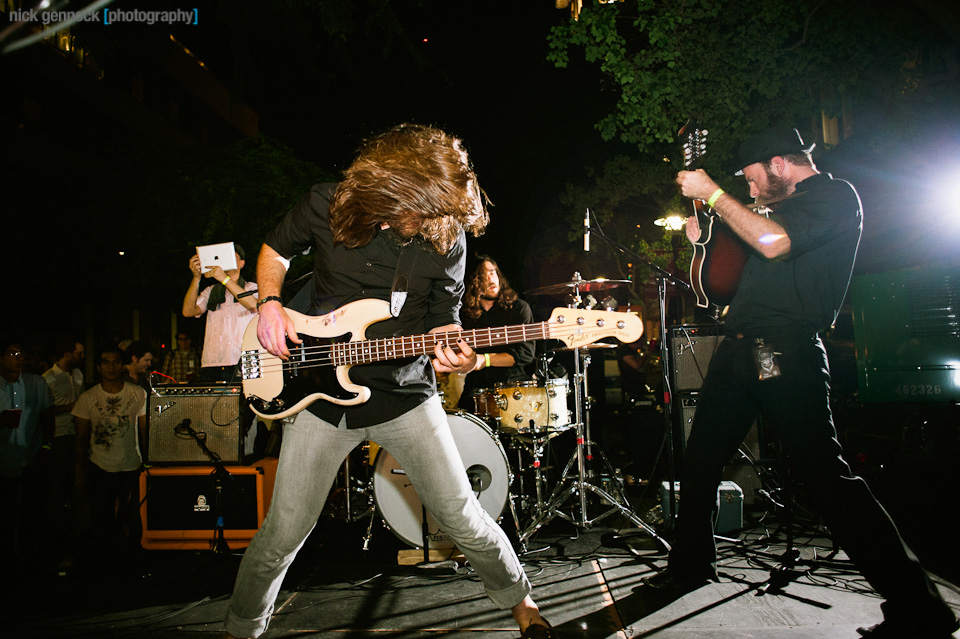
left=139, top=465, right=265, bottom=550
left=670, top=326, right=724, bottom=391
left=679, top=394, right=698, bottom=444
left=676, top=392, right=762, bottom=504
left=147, top=384, right=245, bottom=464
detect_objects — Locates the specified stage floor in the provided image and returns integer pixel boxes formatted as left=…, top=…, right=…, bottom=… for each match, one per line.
left=9, top=497, right=960, bottom=639
left=9, top=401, right=960, bottom=638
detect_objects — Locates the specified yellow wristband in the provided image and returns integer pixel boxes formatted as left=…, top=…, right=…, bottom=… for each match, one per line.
left=707, top=188, right=724, bottom=208
left=221, top=276, right=231, bottom=286
left=484, top=353, right=491, bottom=368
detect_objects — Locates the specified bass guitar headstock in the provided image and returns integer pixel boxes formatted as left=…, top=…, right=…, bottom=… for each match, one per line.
left=546, top=308, right=643, bottom=349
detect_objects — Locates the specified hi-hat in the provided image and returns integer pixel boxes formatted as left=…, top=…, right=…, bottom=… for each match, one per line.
left=551, top=343, right=618, bottom=353
left=526, top=278, right=630, bottom=296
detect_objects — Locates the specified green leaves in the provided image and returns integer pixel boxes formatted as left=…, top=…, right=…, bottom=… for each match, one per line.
left=547, top=0, right=927, bottom=158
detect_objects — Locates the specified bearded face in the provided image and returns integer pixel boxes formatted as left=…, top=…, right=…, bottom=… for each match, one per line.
left=761, top=165, right=792, bottom=202
left=480, top=260, right=500, bottom=300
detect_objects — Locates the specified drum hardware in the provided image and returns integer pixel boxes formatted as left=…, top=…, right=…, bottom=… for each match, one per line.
left=501, top=432, right=554, bottom=524
left=515, top=280, right=670, bottom=551
left=549, top=343, right=618, bottom=353
left=331, top=446, right=376, bottom=526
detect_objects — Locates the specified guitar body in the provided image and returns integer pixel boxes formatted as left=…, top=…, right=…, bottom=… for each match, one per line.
left=680, top=120, right=749, bottom=309
left=241, top=299, right=391, bottom=419
left=689, top=210, right=749, bottom=308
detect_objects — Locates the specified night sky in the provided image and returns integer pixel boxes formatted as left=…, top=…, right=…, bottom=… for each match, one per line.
left=168, top=0, right=960, bottom=288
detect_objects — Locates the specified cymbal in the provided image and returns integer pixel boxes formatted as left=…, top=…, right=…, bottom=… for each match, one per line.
left=526, top=278, right=631, bottom=296
left=551, top=343, right=618, bottom=353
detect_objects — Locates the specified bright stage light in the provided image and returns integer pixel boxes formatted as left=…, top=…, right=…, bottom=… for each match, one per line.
left=655, top=215, right=686, bottom=231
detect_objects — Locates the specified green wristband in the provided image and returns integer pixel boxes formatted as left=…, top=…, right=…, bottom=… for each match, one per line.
left=707, top=188, right=724, bottom=208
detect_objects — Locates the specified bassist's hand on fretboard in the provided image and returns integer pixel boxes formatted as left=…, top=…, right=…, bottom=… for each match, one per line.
left=431, top=326, right=478, bottom=375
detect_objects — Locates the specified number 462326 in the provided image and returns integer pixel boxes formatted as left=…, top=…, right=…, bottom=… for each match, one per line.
left=893, top=384, right=942, bottom=396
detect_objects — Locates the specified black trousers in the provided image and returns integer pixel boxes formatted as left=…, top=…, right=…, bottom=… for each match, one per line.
left=671, top=333, right=949, bottom=621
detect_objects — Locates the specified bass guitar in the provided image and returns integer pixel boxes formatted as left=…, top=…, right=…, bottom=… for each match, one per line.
left=240, top=298, right=643, bottom=419
left=680, top=120, right=749, bottom=309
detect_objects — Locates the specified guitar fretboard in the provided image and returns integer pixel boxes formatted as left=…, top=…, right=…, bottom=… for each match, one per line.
left=329, top=322, right=552, bottom=366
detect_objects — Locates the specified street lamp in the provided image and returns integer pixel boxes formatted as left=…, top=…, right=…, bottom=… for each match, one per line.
left=654, top=215, right=687, bottom=231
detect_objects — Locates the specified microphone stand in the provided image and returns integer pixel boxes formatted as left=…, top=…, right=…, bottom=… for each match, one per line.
left=586, top=215, right=691, bottom=532
left=174, top=419, right=248, bottom=555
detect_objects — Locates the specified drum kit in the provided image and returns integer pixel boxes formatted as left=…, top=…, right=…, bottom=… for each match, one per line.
left=330, top=273, right=670, bottom=554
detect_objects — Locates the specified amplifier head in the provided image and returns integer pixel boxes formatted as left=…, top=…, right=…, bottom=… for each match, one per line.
left=670, top=326, right=724, bottom=391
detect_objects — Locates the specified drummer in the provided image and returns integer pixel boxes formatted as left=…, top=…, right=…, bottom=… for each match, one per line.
left=458, top=256, right=536, bottom=412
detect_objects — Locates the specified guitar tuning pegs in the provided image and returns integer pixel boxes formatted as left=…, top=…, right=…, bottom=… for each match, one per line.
left=702, top=129, right=709, bottom=136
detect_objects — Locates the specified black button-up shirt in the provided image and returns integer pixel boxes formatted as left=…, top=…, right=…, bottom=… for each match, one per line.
left=265, top=184, right=465, bottom=427
left=725, top=172, right=862, bottom=336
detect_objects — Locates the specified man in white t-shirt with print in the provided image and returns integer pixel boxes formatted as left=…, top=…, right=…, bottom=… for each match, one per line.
left=73, top=345, right=146, bottom=549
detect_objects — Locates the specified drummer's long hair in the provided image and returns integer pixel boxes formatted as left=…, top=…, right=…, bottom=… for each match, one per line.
left=329, top=123, right=489, bottom=254
left=463, top=255, right=519, bottom=320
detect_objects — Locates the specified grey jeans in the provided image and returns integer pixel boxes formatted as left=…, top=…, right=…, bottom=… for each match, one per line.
left=225, top=396, right=531, bottom=638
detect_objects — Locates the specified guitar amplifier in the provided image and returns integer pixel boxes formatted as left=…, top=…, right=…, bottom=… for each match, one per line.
left=147, top=384, right=247, bottom=464
left=670, top=325, right=724, bottom=391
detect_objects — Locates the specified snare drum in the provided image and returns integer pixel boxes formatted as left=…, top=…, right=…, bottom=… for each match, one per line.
left=372, top=411, right=510, bottom=550
left=496, top=379, right=570, bottom=437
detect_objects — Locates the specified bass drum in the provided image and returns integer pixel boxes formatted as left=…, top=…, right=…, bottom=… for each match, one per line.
left=373, top=411, right=511, bottom=550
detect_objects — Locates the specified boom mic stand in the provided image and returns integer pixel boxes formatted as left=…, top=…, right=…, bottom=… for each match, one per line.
left=584, top=213, right=692, bottom=532
left=174, top=418, right=249, bottom=555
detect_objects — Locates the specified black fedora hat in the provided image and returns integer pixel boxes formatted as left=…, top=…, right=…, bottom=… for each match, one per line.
left=735, top=127, right=815, bottom=175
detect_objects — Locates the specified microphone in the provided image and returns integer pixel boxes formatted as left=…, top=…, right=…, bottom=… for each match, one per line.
left=174, top=418, right=193, bottom=436
left=466, top=464, right=491, bottom=494
left=583, top=209, right=591, bottom=252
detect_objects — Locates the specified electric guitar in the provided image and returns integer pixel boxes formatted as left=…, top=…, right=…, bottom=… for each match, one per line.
left=240, top=298, right=643, bottom=419
left=680, top=120, right=749, bottom=309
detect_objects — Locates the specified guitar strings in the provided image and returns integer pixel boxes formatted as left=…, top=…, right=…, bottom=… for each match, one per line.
left=249, top=324, right=549, bottom=372
left=243, top=322, right=630, bottom=375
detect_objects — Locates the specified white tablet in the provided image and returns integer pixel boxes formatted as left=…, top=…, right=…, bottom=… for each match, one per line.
left=196, top=242, right=238, bottom=272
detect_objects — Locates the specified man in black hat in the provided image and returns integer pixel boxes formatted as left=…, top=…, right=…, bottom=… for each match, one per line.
left=643, top=127, right=958, bottom=638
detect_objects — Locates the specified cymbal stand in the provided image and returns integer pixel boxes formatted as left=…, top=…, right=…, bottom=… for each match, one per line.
left=519, top=340, right=670, bottom=550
